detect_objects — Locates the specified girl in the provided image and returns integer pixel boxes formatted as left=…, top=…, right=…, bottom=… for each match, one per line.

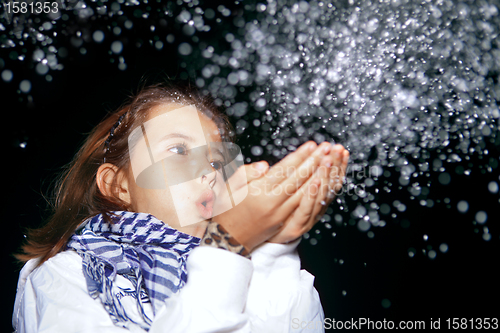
left=13, top=83, right=349, bottom=332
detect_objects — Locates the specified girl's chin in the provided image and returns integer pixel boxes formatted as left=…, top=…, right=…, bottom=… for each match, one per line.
left=183, top=217, right=212, bottom=227
left=198, top=218, right=212, bottom=224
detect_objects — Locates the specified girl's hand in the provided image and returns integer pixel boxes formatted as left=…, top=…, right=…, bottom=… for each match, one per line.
left=212, top=141, right=333, bottom=253
left=266, top=144, right=349, bottom=244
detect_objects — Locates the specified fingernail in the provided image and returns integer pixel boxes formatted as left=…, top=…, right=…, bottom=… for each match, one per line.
left=308, top=142, right=316, bottom=152
left=343, top=151, right=350, bottom=163
left=323, top=144, right=331, bottom=154
left=254, top=162, right=266, bottom=170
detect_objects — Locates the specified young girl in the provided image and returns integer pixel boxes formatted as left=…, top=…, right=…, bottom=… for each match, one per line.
left=13, top=83, right=349, bottom=332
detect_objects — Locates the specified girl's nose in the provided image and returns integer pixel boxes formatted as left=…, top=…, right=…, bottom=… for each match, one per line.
left=201, top=174, right=216, bottom=189
left=198, top=160, right=217, bottom=188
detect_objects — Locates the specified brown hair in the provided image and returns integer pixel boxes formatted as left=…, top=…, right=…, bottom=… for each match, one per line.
left=16, top=83, right=235, bottom=266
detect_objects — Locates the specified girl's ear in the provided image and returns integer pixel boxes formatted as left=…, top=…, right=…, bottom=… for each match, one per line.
left=96, top=163, right=131, bottom=205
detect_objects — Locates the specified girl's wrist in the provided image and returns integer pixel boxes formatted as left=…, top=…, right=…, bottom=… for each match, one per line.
left=200, top=221, right=252, bottom=259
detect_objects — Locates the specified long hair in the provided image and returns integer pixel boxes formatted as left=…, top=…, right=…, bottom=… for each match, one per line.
left=16, top=83, right=235, bottom=266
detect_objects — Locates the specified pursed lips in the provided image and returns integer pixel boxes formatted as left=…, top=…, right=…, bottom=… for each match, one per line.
left=195, top=189, right=215, bottom=220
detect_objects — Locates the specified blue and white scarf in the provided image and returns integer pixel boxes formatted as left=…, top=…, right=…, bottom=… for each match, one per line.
left=66, top=211, right=201, bottom=331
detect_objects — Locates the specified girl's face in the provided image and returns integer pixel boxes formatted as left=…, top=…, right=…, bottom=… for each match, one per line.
left=124, top=103, right=231, bottom=237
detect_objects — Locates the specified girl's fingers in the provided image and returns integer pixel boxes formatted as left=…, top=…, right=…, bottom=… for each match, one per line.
left=342, top=150, right=350, bottom=176
left=295, top=145, right=342, bottom=204
left=329, top=146, right=349, bottom=197
left=277, top=155, right=333, bottom=218
left=245, top=161, right=269, bottom=182
left=225, top=161, right=269, bottom=194
left=244, top=143, right=348, bottom=229
left=306, top=147, right=347, bottom=229
left=308, top=157, right=334, bottom=226
left=336, top=149, right=349, bottom=193
left=292, top=177, right=321, bottom=226
left=318, top=160, right=332, bottom=205
left=314, top=148, right=349, bottom=225
left=329, top=144, right=344, bottom=178
left=265, top=145, right=350, bottom=244
left=267, top=176, right=321, bottom=244
left=328, top=165, right=341, bottom=199
left=256, top=141, right=318, bottom=186
left=267, top=142, right=332, bottom=202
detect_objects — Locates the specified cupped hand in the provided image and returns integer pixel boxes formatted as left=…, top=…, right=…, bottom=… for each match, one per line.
left=266, top=143, right=350, bottom=244
left=211, top=140, right=333, bottom=253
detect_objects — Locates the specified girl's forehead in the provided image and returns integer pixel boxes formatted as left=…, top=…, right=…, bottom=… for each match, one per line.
left=148, top=102, right=188, bottom=117
left=147, top=103, right=222, bottom=141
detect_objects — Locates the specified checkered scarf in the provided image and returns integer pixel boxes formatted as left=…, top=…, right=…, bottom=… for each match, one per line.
left=66, top=211, right=200, bottom=331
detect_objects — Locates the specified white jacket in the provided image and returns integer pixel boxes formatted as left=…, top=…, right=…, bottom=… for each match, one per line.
left=13, top=239, right=325, bottom=332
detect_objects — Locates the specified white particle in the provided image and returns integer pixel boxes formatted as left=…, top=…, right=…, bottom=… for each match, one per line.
left=20, top=80, right=31, bottom=93
left=457, top=200, right=469, bottom=213
left=488, top=181, right=498, bottom=194
left=93, top=30, right=105, bottom=43
left=475, top=211, right=487, bottom=224
left=1, top=69, right=13, bottom=82
left=111, top=41, right=123, bottom=54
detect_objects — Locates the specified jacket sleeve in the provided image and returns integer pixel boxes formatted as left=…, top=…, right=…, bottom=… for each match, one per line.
left=245, top=238, right=325, bottom=333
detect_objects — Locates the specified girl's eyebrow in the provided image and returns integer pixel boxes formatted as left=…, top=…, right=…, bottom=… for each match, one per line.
left=159, top=132, right=195, bottom=142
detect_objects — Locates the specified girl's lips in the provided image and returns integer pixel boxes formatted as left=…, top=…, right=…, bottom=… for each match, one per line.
left=196, top=189, right=214, bottom=220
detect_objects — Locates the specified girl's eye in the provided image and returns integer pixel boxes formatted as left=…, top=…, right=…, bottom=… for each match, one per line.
left=169, top=145, right=187, bottom=155
left=211, top=160, right=223, bottom=171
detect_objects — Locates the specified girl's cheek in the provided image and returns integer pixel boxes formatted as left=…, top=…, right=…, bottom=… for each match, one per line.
left=139, top=189, right=171, bottom=211
left=214, top=174, right=226, bottom=190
